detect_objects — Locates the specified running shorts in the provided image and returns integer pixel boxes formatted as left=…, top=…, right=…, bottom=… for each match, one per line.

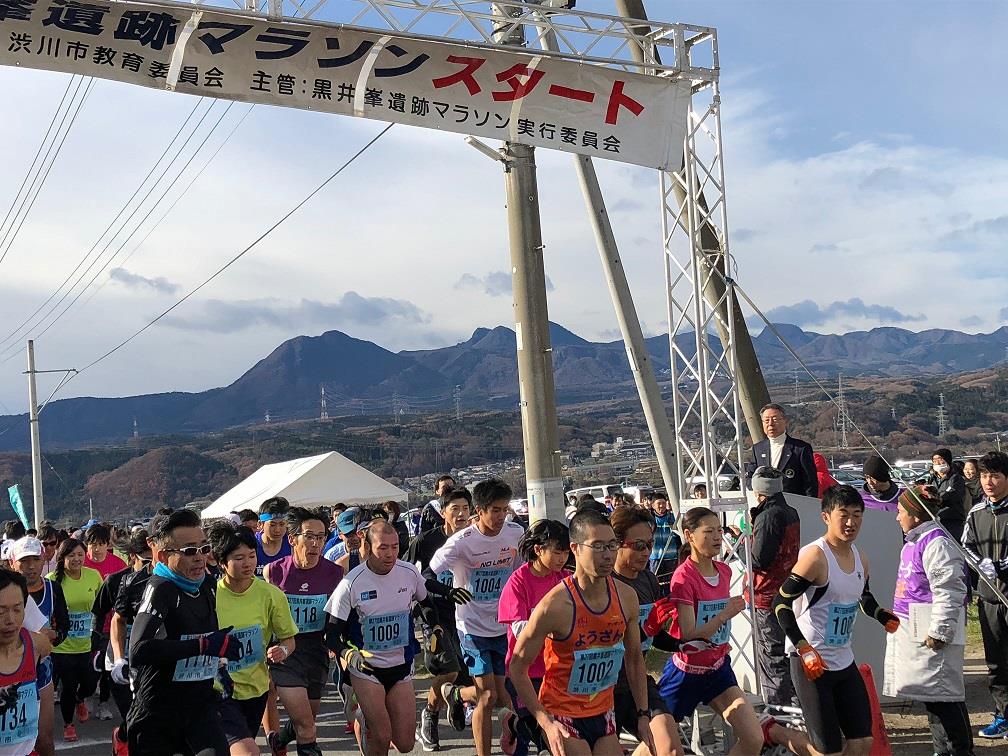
left=269, top=642, right=329, bottom=700
left=349, top=663, right=412, bottom=694
left=790, top=656, right=872, bottom=754
left=220, top=692, right=269, bottom=745
left=553, top=709, right=616, bottom=748
left=425, top=625, right=464, bottom=677
left=458, top=632, right=507, bottom=678
left=657, top=657, right=738, bottom=721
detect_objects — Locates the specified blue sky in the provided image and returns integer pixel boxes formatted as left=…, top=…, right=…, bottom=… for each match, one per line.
left=0, top=0, right=1004, bottom=411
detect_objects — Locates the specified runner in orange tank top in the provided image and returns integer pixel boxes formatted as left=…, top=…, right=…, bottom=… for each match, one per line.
left=510, top=509, right=656, bottom=756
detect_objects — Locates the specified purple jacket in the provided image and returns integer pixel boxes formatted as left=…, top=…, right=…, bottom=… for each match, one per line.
left=892, top=522, right=966, bottom=639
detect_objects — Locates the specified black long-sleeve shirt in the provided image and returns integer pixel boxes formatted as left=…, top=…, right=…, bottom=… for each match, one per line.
left=128, top=575, right=220, bottom=721
left=407, top=525, right=454, bottom=625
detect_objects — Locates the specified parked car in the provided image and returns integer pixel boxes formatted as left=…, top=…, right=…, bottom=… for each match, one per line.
left=830, top=469, right=865, bottom=486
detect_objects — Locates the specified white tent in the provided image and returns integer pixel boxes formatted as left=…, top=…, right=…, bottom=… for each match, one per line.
left=201, top=451, right=406, bottom=520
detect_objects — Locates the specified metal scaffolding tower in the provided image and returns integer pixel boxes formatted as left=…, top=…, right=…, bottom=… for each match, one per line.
left=837, top=374, right=850, bottom=450
left=938, top=392, right=949, bottom=437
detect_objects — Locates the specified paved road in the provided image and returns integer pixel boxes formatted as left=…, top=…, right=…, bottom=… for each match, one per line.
left=56, top=675, right=482, bottom=755
left=52, top=664, right=1008, bottom=755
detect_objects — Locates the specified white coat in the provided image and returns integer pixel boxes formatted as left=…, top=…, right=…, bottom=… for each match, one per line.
left=882, top=521, right=967, bottom=701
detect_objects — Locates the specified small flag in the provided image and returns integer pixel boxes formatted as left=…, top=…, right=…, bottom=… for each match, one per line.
left=7, top=485, right=29, bottom=529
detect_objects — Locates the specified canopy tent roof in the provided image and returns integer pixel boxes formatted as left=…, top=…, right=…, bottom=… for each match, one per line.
left=201, top=451, right=405, bottom=520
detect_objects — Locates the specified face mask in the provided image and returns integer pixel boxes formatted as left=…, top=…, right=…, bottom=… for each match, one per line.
left=934, top=464, right=949, bottom=474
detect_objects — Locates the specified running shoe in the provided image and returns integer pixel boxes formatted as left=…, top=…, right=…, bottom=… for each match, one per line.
left=63, top=724, right=78, bottom=743
left=267, top=728, right=289, bottom=756
left=978, top=714, right=1008, bottom=738
left=465, top=703, right=474, bottom=727
left=439, top=683, right=466, bottom=732
left=417, top=706, right=440, bottom=752
left=97, top=701, right=115, bottom=720
left=76, top=700, right=90, bottom=723
left=415, top=705, right=439, bottom=753
left=500, top=709, right=518, bottom=755
left=112, top=726, right=129, bottom=756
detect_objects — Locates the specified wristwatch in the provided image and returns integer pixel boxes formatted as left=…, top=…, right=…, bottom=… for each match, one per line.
left=636, top=708, right=650, bottom=719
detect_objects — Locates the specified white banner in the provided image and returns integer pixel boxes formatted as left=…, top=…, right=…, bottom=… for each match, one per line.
left=0, top=0, right=690, bottom=170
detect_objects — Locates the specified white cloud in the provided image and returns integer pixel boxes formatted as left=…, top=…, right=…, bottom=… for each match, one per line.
left=2, top=5, right=1008, bottom=411
left=109, top=268, right=179, bottom=294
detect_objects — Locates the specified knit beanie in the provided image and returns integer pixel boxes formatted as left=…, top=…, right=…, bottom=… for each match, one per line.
left=933, top=448, right=953, bottom=467
left=862, top=455, right=891, bottom=482
left=898, top=486, right=936, bottom=521
left=752, top=466, right=784, bottom=497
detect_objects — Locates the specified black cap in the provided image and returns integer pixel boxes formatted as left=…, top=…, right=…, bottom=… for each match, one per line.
left=863, top=455, right=891, bottom=482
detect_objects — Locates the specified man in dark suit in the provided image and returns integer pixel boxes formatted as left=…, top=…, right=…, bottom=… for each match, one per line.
left=748, top=403, right=819, bottom=498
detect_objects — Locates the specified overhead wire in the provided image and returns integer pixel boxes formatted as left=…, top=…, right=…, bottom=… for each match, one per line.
left=43, top=123, right=394, bottom=394
left=31, top=102, right=240, bottom=344
left=6, top=0, right=322, bottom=353
left=0, top=97, right=211, bottom=354
left=0, top=77, right=95, bottom=264
left=0, top=75, right=78, bottom=264
left=727, top=273, right=1008, bottom=609
left=79, top=104, right=257, bottom=309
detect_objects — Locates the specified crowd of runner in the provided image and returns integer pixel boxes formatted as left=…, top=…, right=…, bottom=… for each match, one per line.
left=0, top=415, right=1005, bottom=756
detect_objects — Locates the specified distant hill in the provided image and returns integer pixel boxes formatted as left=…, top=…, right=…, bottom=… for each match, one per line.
left=83, top=447, right=237, bottom=515
left=2, top=322, right=1007, bottom=451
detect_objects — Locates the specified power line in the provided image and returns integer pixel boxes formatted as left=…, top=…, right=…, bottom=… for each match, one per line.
left=0, top=75, right=78, bottom=264
left=31, top=102, right=239, bottom=344
left=0, top=77, right=94, bottom=265
left=78, top=104, right=256, bottom=309
left=0, top=97, right=210, bottom=354
left=43, top=123, right=394, bottom=401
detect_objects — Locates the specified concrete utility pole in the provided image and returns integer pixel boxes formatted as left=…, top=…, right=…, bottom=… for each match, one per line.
left=615, top=0, right=771, bottom=444
left=530, top=4, right=680, bottom=516
left=26, top=340, right=44, bottom=528
left=490, top=2, right=565, bottom=522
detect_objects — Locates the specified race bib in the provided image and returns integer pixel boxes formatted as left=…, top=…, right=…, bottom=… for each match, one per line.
left=0, top=683, right=39, bottom=746
left=825, top=603, right=858, bottom=646
left=172, top=634, right=219, bottom=682
left=286, top=594, right=328, bottom=634
left=67, top=611, right=93, bottom=639
left=227, top=625, right=264, bottom=673
left=469, top=567, right=509, bottom=602
left=696, top=599, right=730, bottom=645
left=363, top=611, right=409, bottom=652
left=437, top=570, right=453, bottom=587
left=638, top=603, right=654, bottom=651
left=568, top=643, right=624, bottom=696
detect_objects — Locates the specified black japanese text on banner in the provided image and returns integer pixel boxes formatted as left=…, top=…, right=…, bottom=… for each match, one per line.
left=0, top=0, right=691, bottom=170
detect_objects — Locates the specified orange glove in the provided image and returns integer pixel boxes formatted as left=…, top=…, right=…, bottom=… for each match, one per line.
left=797, top=641, right=826, bottom=681
left=878, top=608, right=900, bottom=634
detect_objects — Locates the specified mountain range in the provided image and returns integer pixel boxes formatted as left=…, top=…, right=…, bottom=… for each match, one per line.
left=2, top=321, right=1007, bottom=451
